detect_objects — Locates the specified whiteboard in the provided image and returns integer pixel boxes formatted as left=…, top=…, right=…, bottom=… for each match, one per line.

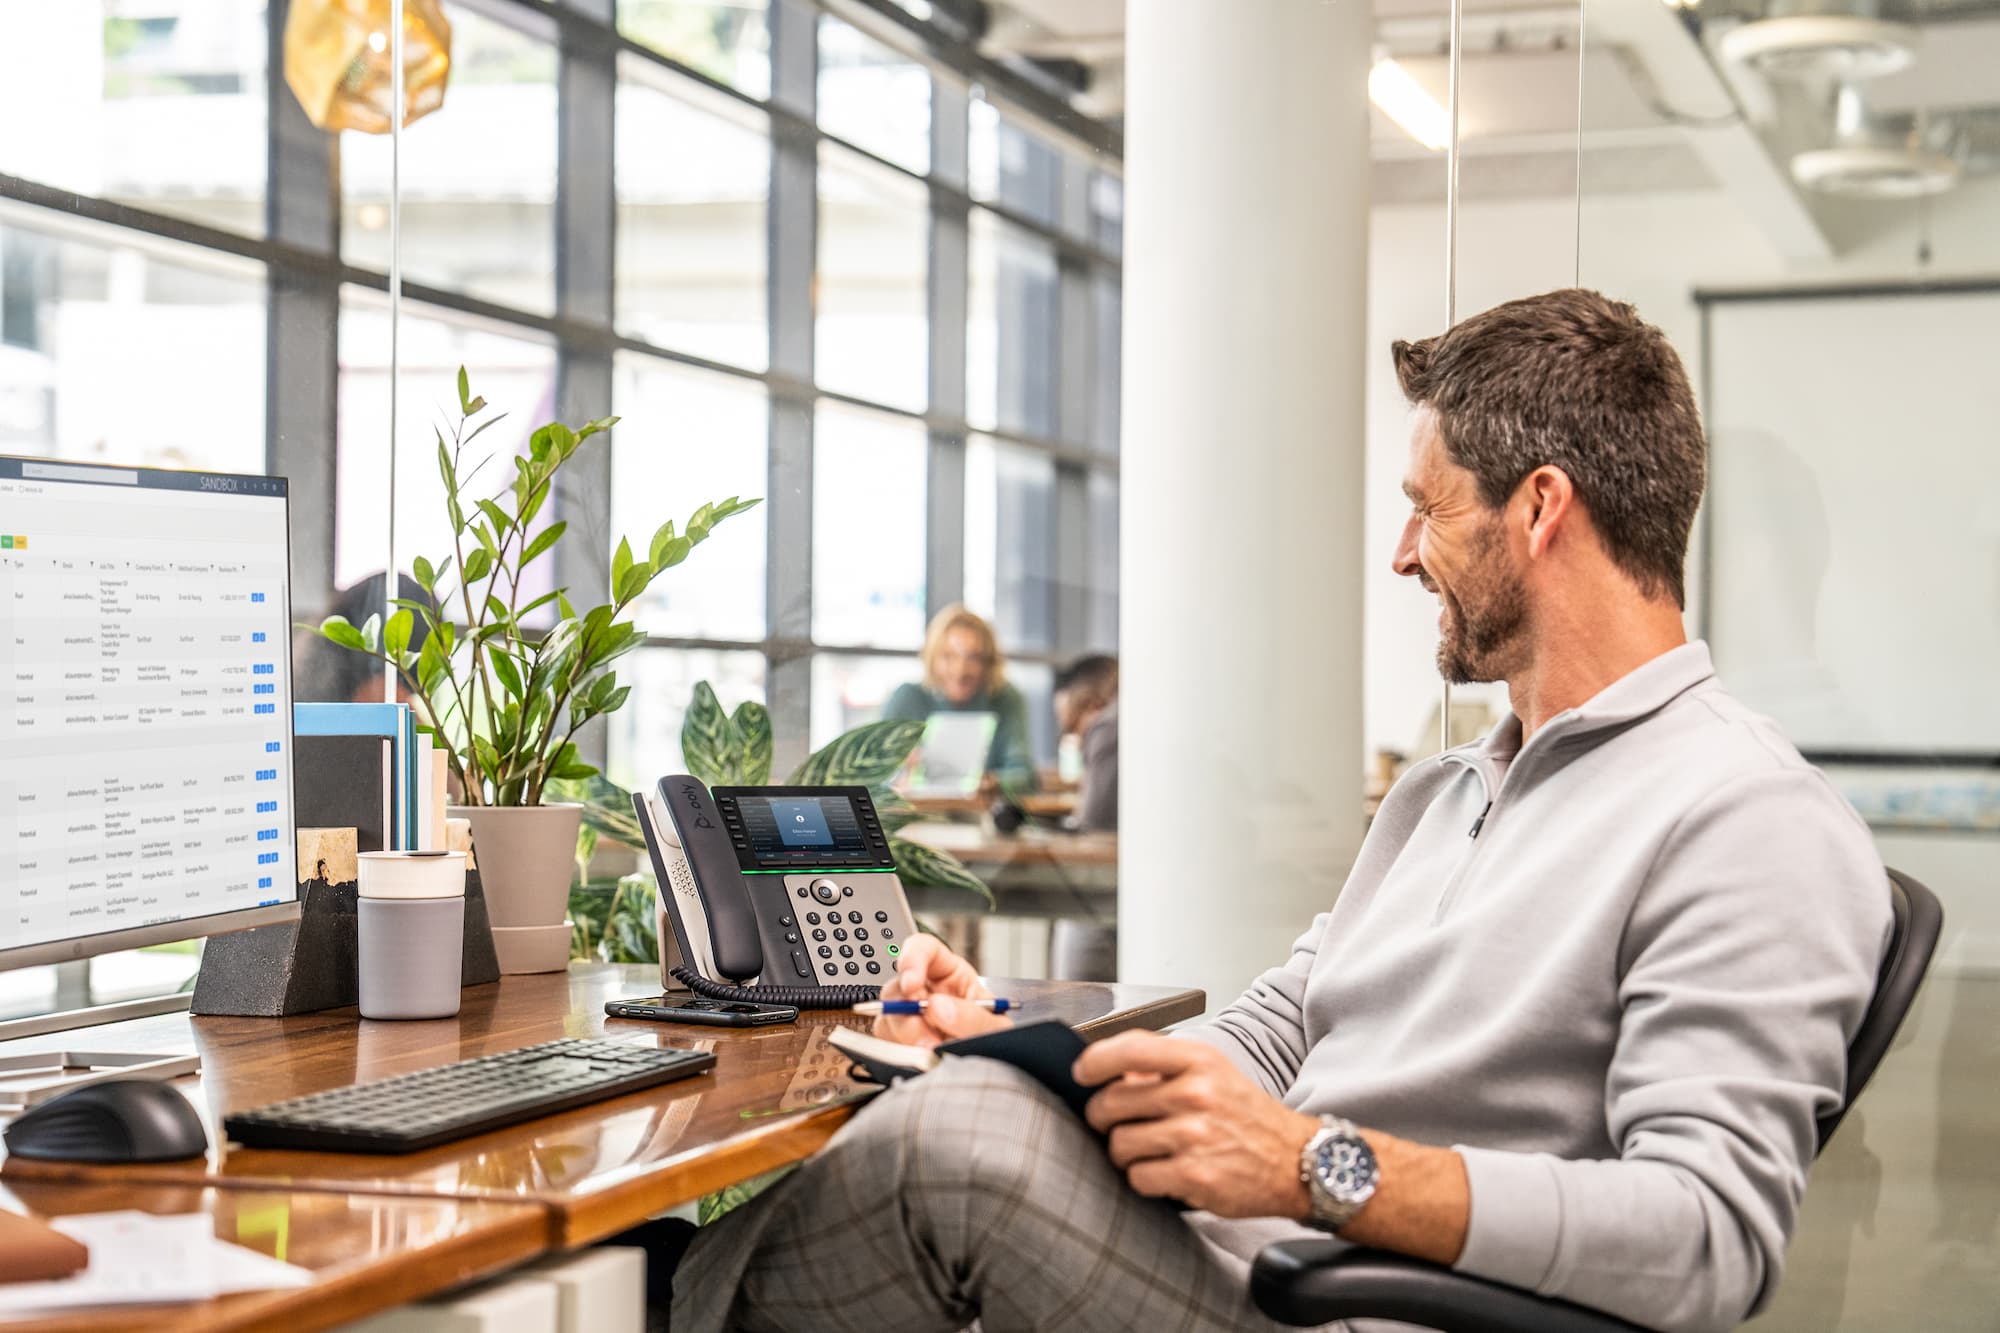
left=1705, top=291, right=2000, bottom=754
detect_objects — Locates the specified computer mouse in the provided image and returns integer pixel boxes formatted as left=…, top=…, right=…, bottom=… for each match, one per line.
left=4, top=1079, right=209, bottom=1163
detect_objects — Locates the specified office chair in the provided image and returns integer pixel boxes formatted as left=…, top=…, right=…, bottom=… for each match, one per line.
left=1250, top=868, right=1944, bottom=1333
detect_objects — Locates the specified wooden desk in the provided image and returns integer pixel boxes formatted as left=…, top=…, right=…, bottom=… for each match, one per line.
left=902, top=823, right=1118, bottom=919
left=904, top=792, right=1078, bottom=820
left=0, top=1180, right=541, bottom=1333
left=2, top=966, right=1202, bottom=1249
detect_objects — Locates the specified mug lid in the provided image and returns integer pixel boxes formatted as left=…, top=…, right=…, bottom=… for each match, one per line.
left=357, top=850, right=468, bottom=899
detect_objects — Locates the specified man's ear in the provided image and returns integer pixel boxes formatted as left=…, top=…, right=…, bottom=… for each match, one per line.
left=1519, top=465, right=1576, bottom=560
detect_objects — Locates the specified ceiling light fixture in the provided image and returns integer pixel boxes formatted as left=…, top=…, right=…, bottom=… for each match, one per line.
left=1719, top=15, right=1918, bottom=82
left=1370, top=58, right=1450, bottom=152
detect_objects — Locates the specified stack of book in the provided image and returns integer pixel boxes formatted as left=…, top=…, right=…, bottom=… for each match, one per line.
left=293, top=703, right=450, bottom=851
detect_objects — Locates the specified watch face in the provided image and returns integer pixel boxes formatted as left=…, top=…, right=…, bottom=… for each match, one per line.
left=1315, top=1133, right=1379, bottom=1203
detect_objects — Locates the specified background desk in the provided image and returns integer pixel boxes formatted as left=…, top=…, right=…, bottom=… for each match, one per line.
left=901, top=823, right=1117, bottom=919
left=0, top=1180, right=542, bottom=1332
left=1, top=966, right=1200, bottom=1259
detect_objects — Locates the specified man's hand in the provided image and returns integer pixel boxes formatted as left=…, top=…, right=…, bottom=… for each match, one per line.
left=874, top=934, right=1013, bottom=1048
left=1074, top=1031, right=1318, bottom=1220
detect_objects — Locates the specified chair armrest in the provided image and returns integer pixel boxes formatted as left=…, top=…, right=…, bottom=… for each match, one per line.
left=1250, top=1240, right=1655, bottom=1333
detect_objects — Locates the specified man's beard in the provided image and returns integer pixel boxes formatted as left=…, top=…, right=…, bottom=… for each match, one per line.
left=1435, top=523, right=1528, bottom=685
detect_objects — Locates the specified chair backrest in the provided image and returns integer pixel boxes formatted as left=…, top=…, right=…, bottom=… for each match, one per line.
left=1814, top=868, right=1943, bottom=1153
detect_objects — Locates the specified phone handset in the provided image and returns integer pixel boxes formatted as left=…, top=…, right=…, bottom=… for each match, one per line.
left=638, top=775, right=897, bottom=1009
left=636, top=786, right=721, bottom=981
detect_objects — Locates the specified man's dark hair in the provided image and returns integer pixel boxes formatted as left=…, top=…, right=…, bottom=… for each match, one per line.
left=1391, top=288, right=1705, bottom=608
left=1054, top=655, right=1119, bottom=698
left=293, top=573, right=434, bottom=703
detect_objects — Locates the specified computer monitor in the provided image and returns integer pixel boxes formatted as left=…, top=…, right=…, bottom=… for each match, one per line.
left=0, top=456, right=300, bottom=980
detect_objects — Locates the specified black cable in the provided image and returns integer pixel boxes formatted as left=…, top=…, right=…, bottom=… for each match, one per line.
left=670, top=966, right=881, bottom=1010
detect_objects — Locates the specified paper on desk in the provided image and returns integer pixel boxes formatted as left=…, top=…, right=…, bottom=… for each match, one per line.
left=0, top=1211, right=311, bottom=1314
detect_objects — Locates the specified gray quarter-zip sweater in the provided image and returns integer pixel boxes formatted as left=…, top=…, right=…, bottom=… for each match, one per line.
left=1182, top=642, right=1890, bottom=1333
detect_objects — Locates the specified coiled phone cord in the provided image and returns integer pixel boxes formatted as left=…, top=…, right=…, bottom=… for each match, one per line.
left=670, top=966, right=881, bottom=1010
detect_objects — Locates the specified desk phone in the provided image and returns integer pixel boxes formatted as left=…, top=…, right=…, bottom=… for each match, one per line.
left=634, top=776, right=921, bottom=1008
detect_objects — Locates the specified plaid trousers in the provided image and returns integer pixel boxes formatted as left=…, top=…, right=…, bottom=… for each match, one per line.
left=671, top=1055, right=1352, bottom=1333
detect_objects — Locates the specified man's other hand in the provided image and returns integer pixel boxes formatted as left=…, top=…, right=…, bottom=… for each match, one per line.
left=1075, top=1032, right=1317, bottom=1220
left=875, top=934, right=1012, bottom=1048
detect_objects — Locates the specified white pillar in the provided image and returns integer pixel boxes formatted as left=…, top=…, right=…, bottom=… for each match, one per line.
left=1119, top=0, right=1370, bottom=1012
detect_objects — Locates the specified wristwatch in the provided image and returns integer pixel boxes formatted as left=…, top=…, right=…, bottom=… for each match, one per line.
left=1298, top=1116, right=1380, bottom=1233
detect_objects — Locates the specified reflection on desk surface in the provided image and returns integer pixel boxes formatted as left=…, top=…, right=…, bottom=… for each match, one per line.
left=0, top=965, right=1199, bottom=1248
left=0, top=1180, right=541, bottom=1333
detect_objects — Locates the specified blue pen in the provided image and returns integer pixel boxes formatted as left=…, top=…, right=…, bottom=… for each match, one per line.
left=852, top=998, right=1015, bottom=1016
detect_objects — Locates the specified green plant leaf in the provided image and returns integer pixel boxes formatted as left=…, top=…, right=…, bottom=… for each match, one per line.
left=521, top=520, right=566, bottom=566
left=461, top=411, right=507, bottom=450
left=382, top=608, right=413, bottom=660
left=551, top=775, right=646, bottom=849
left=416, top=635, right=448, bottom=693
left=648, top=519, right=676, bottom=568
left=489, top=649, right=524, bottom=699
left=615, top=562, right=651, bottom=605
left=319, top=615, right=368, bottom=653
left=731, top=701, right=773, bottom=785
left=889, top=837, right=994, bottom=908
left=359, top=612, right=382, bottom=652
left=681, top=681, right=738, bottom=787
left=787, top=719, right=925, bottom=788
left=548, top=742, right=598, bottom=781
left=476, top=498, right=513, bottom=537
left=515, top=588, right=561, bottom=620
left=457, top=365, right=472, bottom=415
left=875, top=802, right=926, bottom=835
left=412, top=554, right=436, bottom=591
left=462, top=547, right=495, bottom=584
left=611, top=536, right=634, bottom=591
left=655, top=535, right=693, bottom=569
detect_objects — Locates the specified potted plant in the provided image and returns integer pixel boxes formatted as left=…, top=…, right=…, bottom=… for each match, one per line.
left=311, top=369, right=756, bottom=972
left=561, top=681, right=993, bottom=967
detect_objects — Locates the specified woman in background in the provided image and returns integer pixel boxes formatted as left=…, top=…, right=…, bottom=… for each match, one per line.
left=884, top=604, right=1035, bottom=792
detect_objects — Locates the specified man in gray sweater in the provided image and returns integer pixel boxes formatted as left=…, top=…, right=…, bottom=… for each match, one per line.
left=671, top=290, right=1891, bottom=1333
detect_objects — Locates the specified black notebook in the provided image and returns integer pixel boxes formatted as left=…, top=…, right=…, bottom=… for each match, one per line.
left=829, top=1021, right=1097, bottom=1119
left=293, top=734, right=394, bottom=852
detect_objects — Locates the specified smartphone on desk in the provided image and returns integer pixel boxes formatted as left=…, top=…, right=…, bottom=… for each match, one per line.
left=606, top=994, right=800, bottom=1027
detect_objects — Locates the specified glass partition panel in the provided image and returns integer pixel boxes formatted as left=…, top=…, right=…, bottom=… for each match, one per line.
left=616, top=54, right=770, bottom=370
left=963, top=435, right=1055, bottom=654
left=809, top=652, right=919, bottom=751
left=0, top=204, right=265, bottom=473
left=816, top=14, right=929, bottom=175
left=341, top=3, right=558, bottom=314
left=611, top=354, right=768, bottom=642
left=816, top=141, right=929, bottom=412
left=607, top=646, right=766, bottom=789
left=967, top=209, right=1059, bottom=438
left=1364, top=22, right=1460, bottom=790
left=0, top=1, right=269, bottom=239
left=618, top=0, right=770, bottom=100
left=1086, top=471, right=1117, bottom=653
left=811, top=401, right=926, bottom=648
left=969, top=92, right=1060, bottom=228
left=334, top=290, right=557, bottom=589
left=1579, top=3, right=2000, bottom=1325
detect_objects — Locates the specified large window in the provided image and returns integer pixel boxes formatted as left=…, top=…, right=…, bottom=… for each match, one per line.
left=0, top=0, right=1122, bottom=1008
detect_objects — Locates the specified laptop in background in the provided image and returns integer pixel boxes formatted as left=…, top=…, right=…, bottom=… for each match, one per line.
left=908, top=711, right=999, bottom=796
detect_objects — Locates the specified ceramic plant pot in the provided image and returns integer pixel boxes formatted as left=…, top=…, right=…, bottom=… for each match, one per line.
left=449, top=803, right=582, bottom=974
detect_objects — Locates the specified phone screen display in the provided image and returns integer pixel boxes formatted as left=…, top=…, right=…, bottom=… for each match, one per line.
left=733, top=795, right=872, bottom=866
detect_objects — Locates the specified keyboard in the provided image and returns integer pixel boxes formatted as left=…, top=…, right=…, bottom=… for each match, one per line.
left=223, top=1038, right=716, bottom=1154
